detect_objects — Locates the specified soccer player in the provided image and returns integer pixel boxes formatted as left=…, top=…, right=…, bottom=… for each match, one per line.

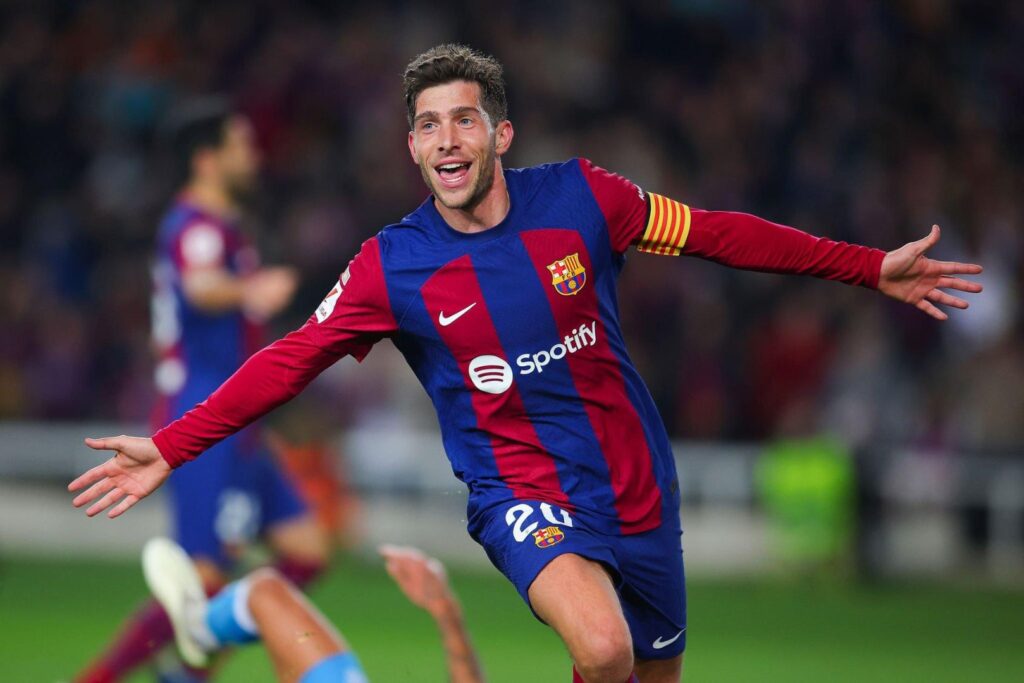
left=143, top=538, right=484, bottom=683
left=69, top=45, right=983, bottom=683
left=75, top=99, right=329, bottom=683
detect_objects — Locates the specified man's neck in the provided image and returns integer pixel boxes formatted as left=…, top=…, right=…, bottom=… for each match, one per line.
left=434, top=165, right=510, bottom=234
left=182, top=180, right=237, bottom=219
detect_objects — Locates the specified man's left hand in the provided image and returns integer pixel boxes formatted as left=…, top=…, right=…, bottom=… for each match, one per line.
left=878, top=224, right=983, bottom=320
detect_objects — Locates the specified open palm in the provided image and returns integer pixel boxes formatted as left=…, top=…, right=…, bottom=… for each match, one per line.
left=69, top=435, right=172, bottom=518
left=878, top=225, right=983, bottom=320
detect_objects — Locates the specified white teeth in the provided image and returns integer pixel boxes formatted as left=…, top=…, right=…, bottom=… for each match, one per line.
left=439, top=163, right=467, bottom=172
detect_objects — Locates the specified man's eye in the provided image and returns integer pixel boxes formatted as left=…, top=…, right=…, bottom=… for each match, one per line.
left=459, top=118, right=473, bottom=125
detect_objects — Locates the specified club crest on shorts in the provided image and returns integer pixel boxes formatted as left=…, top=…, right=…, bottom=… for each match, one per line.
left=533, top=525, right=566, bottom=548
left=547, top=253, right=586, bottom=296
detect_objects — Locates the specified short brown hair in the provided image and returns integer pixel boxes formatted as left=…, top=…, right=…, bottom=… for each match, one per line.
left=403, top=44, right=508, bottom=129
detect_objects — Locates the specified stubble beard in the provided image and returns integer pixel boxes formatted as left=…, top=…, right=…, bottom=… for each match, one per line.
left=424, top=142, right=497, bottom=212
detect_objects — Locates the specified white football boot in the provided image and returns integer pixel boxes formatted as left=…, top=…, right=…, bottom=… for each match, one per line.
left=142, top=537, right=216, bottom=668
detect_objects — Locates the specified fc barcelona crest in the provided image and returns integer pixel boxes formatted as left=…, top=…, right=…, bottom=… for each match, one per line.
left=533, top=526, right=566, bottom=548
left=547, top=253, right=587, bottom=296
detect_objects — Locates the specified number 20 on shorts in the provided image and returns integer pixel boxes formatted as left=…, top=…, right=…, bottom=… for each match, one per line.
left=505, top=502, right=574, bottom=543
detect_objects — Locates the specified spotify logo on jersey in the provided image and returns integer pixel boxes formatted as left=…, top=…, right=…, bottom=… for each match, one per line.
left=468, top=355, right=513, bottom=394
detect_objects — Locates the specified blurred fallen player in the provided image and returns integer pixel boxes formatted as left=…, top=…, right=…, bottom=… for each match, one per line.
left=143, top=538, right=484, bottom=683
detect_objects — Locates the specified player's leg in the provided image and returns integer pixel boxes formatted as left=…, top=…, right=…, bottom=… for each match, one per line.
left=73, top=598, right=179, bottom=683
left=153, top=444, right=238, bottom=681
left=614, top=521, right=687, bottom=683
left=144, top=538, right=367, bottom=683
left=255, top=447, right=331, bottom=588
left=244, top=568, right=362, bottom=683
left=528, top=553, right=634, bottom=683
left=266, top=514, right=330, bottom=584
left=475, top=500, right=637, bottom=683
left=73, top=448, right=231, bottom=683
left=633, top=655, right=683, bottom=682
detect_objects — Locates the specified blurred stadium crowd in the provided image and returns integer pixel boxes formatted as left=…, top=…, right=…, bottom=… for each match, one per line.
left=1, top=0, right=1021, bottom=451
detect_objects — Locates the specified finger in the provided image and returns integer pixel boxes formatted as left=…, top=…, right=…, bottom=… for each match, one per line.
left=86, top=487, right=124, bottom=517
left=108, top=494, right=140, bottom=519
left=378, top=545, right=423, bottom=562
left=938, top=262, right=983, bottom=275
left=926, top=289, right=968, bottom=309
left=915, top=225, right=941, bottom=254
left=72, top=476, right=117, bottom=507
left=68, top=460, right=117, bottom=492
left=426, top=557, right=446, bottom=578
left=916, top=299, right=948, bottom=321
left=938, top=276, right=983, bottom=293
left=84, top=436, right=126, bottom=452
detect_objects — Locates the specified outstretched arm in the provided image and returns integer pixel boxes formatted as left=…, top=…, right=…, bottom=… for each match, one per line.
left=67, top=326, right=341, bottom=519
left=69, top=237, right=397, bottom=518
left=577, top=159, right=983, bottom=318
left=641, top=198, right=983, bottom=317
left=380, top=545, right=485, bottom=683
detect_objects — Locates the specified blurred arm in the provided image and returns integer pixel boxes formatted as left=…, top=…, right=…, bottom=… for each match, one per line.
left=183, top=265, right=298, bottom=320
left=431, top=595, right=484, bottom=683
left=380, top=545, right=486, bottom=683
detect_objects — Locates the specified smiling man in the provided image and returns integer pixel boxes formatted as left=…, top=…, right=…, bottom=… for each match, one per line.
left=70, top=44, right=983, bottom=683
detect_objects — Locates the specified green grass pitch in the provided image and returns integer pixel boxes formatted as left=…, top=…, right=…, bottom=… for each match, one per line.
left=1, top=554, right=1022, bottom=682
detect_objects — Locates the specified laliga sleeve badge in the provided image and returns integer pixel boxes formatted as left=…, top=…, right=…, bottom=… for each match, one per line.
left=533, top=526, right=566, bottom=548
left=315, top=267, right=350, bottom=323
left=315, top=285, right=340, bottom=323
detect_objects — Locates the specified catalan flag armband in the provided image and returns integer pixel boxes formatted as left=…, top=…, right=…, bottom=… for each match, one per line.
left=636, top=193, right=692, bottom=256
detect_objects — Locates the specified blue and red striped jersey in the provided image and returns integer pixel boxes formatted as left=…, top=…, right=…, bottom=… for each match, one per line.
left=151, top=199, right=262, bottom=428
left=154, top=158, right=884, bottom=537
left=378, top=158, right=675, bottom=536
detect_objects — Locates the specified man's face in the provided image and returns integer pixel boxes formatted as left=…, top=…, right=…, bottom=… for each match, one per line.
left=215, top=115, right=260, bottom=198
left=407, top=80, right=512, bottom=211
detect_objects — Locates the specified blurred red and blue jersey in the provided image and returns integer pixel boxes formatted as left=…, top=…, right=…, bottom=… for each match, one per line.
left=154, top=158, right=883, bottom=538
left=151, top=199, right=263, bottom=428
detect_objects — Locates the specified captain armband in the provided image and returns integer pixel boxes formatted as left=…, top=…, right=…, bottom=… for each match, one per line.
left=636, top=193, right=692, bottom=256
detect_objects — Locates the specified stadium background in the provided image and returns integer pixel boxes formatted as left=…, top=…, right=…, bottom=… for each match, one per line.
left=1, top=1, right=1022, bottom=681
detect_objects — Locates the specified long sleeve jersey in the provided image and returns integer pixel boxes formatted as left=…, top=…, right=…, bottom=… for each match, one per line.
left=153, top=159, right=883, bottom=538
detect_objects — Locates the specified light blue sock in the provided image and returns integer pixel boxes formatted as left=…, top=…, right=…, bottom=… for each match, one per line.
left=300, top=652, right=368, bottom=683
left=204, top=578, right=259, bottom=645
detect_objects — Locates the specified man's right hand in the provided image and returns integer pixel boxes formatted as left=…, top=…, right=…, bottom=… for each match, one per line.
left=242, top=266, right=299, bottom=321
left=69, top=436, right=172, bottom=518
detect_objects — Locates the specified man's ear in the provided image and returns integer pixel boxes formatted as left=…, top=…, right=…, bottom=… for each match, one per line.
left=494, top=120, right=514, bottom=156
left=407, top=130, right=419, bottom=165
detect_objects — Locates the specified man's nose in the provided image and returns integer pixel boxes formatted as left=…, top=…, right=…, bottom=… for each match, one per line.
left=437, top=121, right=459, bottom=152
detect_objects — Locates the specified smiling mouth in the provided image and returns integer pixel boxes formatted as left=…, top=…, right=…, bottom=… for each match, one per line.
left=435, top=161, right=472, bottom=188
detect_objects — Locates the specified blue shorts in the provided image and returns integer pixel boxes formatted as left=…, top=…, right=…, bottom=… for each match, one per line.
left=167, top=428, right=307, bottom=568
left=475, top=499, right=686, bottom=660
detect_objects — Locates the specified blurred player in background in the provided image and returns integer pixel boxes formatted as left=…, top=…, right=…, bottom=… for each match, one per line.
left=144, top=538, right=484, bottom=683
left=70, top=46, right=982, bottom=682
left=76, top=99, right=330, bottom=683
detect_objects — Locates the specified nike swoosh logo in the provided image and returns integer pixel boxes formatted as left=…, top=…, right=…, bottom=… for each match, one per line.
left=652, top=629, right=685, bottom=650
left=438, top=303, right=476, bottom=327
